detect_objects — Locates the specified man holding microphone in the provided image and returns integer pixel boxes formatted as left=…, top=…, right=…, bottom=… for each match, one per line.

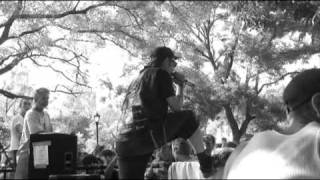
left=116, top=46, right=214, bottom=179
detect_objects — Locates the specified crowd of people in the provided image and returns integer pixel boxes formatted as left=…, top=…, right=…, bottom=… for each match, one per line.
left=114, top=46, right=320, bottom=179
left=1, top=45, right=320, bottom=179
left=78, top=145, right=119, bottom=179
left=144, top=135, right=235, bottom=179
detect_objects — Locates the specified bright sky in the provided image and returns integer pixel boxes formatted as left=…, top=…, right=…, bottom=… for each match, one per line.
left=0, top=42, right=139, bottom=117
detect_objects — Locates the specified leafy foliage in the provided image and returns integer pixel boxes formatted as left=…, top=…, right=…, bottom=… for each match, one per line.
left=1, top=1, right=320, bottom=146
left=128, top=1, right=320, bottom=142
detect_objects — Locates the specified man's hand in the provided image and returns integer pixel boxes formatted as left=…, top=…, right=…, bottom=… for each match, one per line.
left=172, top=72, right=185, bottom=86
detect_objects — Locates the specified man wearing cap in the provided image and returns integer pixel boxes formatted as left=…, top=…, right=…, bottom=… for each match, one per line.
left=223, top=68, right=320, bottom=179
left=116, top=46, right=214, bottom=179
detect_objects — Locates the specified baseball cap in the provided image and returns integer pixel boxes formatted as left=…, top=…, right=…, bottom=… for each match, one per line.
left=283, top=68, right=320, bottom=111
left=150, top=46, right=180, bottom=61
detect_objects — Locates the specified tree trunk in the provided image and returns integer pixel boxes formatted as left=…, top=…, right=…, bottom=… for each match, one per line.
left=223, top=102, right=255, bottom=144
left=223, top=104, right=241, bottom=144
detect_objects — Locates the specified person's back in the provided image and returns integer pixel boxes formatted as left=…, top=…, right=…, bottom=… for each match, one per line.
left=223, top=68, right=320, bottom=179
left=224, top=121, right=320, bottom=179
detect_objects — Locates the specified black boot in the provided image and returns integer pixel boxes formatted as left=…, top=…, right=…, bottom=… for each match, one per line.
left=197, top=151, right=215, bottom=178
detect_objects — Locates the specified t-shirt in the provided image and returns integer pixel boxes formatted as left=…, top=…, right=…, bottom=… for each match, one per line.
left=20, top=109, right=52, bottom=146
left=223, top=121, right=320, bottom=179
left=139, top=68, right=175, bottom=120
left=10, top=114, right=24, bottom=150
left=121, top=67, right=175, bottom=126
left=116, top=68, right=175, bottom=156
left=168, top=161, right=204, bottom=179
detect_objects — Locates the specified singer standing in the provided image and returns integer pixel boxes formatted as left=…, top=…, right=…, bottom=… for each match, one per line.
left=116, top=46, right=214, bottom=179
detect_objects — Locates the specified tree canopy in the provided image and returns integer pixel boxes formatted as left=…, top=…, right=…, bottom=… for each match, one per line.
left=1, top=0, right=320, bottom=148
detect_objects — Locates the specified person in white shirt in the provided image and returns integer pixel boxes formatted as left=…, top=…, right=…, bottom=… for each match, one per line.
left=168, top=138, right=199, bottom=179
left=223, top=68, right=320, bottom=179
left=15, top=87, right=53, bottom=179
left=9, top=99, right=31, bottom=167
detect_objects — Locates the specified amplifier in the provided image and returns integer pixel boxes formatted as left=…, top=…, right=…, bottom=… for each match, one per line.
left=29, top=133, right=77, bottom=179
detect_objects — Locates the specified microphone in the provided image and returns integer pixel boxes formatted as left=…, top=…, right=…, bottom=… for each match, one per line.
left=171, top=72, right=195, bottom=88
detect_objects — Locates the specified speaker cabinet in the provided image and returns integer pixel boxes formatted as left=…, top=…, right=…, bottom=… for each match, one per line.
left=29, top=133, right=77, bottom=179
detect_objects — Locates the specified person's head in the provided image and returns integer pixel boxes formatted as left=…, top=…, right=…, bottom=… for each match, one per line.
left=33, top=88, right=50, bottom=110
left=149, top=46, right=179, bottom=74
left=82, top=154, right=103, bottom=175
left=283, top=69, right=320, bottom=125
left=212, top=148, right=233, bottom=167
left=203, top=134, right=216, bottom=153
left=171, top=138, right=193, bottom=161
left=226, top=141, right=237, bottom=148
left=221, top=137, right=227, bottom=143
left=156, top=143, right=174, bottom=162
left=19, top=98, right=32, bottom=117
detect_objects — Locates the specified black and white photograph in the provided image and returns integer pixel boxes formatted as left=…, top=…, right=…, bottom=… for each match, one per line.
left=0, top=1, right=320, bottom=179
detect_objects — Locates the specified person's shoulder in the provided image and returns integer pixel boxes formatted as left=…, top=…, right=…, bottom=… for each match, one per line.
left=157, top=68, right=170, bottom=74
left=305, top=121, right=320, bottom=131
left=145, top=67, right=170, bottom=76
left=12, top=114, right=23, bottom=122
left=43, top=110, right=50, bottom=117
left=223, top=141, right=248, bottom=178
left=25, top=109, right=37, bottom=119
left=249, top=130, right=275, bottom=141
left=156, top=68, right=171, bottom=80
left=24, top=109, right=32, bottom=116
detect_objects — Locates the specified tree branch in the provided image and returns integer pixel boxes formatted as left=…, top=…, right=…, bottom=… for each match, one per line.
left=18, top=2, right=109, bottom=19
left=0, top=89, right=32, bottom=99
left=52, top=84, right=85, bottom=97
left=257, top=71, right=300, bottom=94
left=29, top=57, right=90, bottom=88
left=73, top=1, right=80, bottom=11
left=0, top=52, right=27, bottom=75
left=54, top=24, right=118, bottom=34
left=0, top=52, right=25, bottom=67
left=202, top=20, right=217, bottom=68
left=0, top=0, right=23, bottom=45
left=112, top=4, right=143, bottom=29
left=224, top=33, right=239, bottom=80
left=94, top=33, right=138, bottom=57
left=169, top=2, right=206, bottom=44
left=223, top=104, right=240, bottom=133
left=31, top=53, right=83, bottom=69
left=8, top=25, right=47, bottom=39
left=239, top=100, right=255, bottom=135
